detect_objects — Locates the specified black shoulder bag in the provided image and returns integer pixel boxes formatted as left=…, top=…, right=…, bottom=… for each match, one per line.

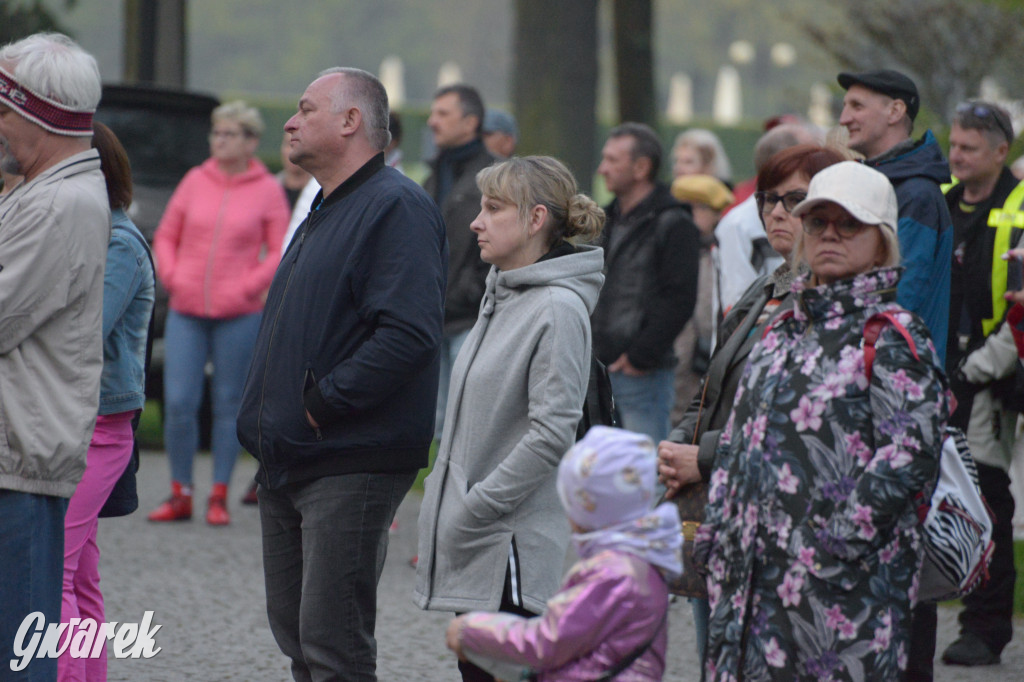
left=98, top=225, right=155, bottom=518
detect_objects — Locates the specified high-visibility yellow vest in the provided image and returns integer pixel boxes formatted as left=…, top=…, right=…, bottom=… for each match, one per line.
left=984, top=180, right=1024, bottom=335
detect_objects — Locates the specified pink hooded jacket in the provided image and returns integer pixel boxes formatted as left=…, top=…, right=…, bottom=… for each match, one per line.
left=153, top=158, right=289, bottom=319
left=458, top=550, right=669, bottom=681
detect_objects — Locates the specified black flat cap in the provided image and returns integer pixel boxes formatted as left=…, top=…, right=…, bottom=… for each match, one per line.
left=838, top=69, right=920, bottom=122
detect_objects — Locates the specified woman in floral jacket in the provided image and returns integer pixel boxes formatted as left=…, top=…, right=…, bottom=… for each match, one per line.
left=694, top=162, right=950, bottom=681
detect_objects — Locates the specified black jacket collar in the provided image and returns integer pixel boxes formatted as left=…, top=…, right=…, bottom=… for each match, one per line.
left=319, top=153, right=386, bottom=209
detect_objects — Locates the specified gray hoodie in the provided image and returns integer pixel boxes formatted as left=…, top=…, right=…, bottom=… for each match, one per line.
left=415, top=244, right=605, bottom=614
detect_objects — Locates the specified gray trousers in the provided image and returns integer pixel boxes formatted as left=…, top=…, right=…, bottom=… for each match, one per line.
left=259, top=470, right=417, bottom=682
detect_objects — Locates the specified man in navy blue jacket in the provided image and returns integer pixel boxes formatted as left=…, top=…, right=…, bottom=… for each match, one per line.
left=237, top=67, right=446, bottom=680
left=838, top=69, right=953, bottom=363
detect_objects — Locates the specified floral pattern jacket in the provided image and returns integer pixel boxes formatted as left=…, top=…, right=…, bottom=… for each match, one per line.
left=693, top=267, right=949, bottom=681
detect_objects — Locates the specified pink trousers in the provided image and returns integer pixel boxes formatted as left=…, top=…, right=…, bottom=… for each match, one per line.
left=59, top=412, right=135, bottom=682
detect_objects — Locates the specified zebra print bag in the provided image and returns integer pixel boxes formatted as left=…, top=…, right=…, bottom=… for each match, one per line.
left=862, top=314, right=994, bottom=603
left=915, top=429, right=994, bottom=603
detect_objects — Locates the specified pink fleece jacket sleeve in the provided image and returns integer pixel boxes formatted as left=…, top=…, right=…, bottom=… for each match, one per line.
left=239, top=179, right=290, bottom=298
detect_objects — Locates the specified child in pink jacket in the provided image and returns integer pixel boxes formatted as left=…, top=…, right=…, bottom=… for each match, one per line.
left=446, top=427, right=682, bottom=681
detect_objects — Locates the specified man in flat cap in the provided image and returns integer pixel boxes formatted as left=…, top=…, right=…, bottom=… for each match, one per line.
left=838, top=69, right=953, bottom=363
left=839, top=66, right=954, bottom=682
left=0, top=32, right=109, bottom=679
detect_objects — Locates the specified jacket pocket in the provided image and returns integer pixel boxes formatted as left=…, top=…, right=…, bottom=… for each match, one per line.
left=302, top=367, right=324, bottom=442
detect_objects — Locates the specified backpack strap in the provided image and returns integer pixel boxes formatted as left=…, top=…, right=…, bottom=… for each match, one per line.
left=760, top=308, right=796, bottom=340
left=863, top=311, right=919, bottom=383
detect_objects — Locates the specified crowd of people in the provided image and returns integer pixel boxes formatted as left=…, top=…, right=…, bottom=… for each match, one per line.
left=3, top=28, right=1024, bottom=682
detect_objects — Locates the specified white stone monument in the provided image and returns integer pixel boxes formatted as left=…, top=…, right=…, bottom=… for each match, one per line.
left=666, top=72, right=693, bottom=125
left=713, top=65, right=742, bottom=126
left=379, top=55, right=406, bottom=109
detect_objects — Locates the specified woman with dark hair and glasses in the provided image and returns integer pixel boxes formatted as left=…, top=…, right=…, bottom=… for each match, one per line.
left=658, top=144, right=847, bottom=661
left=693, top=161, right=949, bottom=680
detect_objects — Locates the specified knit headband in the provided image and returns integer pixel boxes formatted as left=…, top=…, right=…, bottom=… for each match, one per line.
left=0, top=68, right=93, bottom=137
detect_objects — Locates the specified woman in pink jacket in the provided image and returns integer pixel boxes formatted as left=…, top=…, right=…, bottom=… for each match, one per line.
left=149, top=100, right=289, bottom=526
left=446, top=427, right=682, bottom=681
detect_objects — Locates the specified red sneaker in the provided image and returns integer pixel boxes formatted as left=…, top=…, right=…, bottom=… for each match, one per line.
left=206, top=483, right=230, bottom=526
left=147, top=481, right=193, bottom=522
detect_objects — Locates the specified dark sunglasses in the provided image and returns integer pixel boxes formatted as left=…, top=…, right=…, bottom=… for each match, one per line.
left=755, top=190, right=807, bottom=214
left=801, top=215, right=870, bottom=238
left=956, top=103, right=1015, bottom=143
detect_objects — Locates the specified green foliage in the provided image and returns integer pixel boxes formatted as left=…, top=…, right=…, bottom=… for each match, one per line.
left=0, top=0, right=75, bottom=44
left=137, top=399, right=163, bottom=450
left=800, top=0, right=1024, bottom=120
left=1017, top=540, right=1024, bottom=616
left=413, top=439, right=439, bottom=493
left=655, top=0, right=841, bottom=121
left=185, top=0, right=513, bottom=112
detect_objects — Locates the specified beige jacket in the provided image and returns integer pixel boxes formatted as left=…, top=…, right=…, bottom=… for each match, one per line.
left=962, top=321, right=1020, bottom=469
left=0, top=150, right=109, bottom=497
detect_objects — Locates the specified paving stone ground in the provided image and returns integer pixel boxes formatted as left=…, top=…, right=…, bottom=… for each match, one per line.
left=96, top=452, right=1023, bottom=681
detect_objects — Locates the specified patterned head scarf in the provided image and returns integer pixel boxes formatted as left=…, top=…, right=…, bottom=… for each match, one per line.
left=558, top=426, right=682, bottom=579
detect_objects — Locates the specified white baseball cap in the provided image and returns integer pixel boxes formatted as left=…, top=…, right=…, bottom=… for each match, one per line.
left=791, top=161, right=898, bottom=235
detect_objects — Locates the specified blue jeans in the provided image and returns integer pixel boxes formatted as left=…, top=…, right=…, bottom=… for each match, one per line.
left=259, top=470, right=416, bottom=681
left=163, top=311, right=261, bottom=486
left=435, top=329, right=471, bottom=438
left=0, top=491, right=68, bottom=681
left=691, top=596, right=710, bottom=668
left=609, top=367, right=675, bottom=443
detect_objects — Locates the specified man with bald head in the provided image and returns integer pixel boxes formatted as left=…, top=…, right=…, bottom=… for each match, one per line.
left=237, top=67, right=446, bottom=680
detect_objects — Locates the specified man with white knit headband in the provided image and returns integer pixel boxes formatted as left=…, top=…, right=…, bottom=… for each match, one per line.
left=0, top=33, right=109, bottom=680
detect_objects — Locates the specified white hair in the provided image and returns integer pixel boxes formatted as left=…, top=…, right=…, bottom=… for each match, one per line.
left=0, top=32, right=101, bottom=111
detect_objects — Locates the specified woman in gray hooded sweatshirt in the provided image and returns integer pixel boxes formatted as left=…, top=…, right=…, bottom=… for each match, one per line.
left=415, top=156, right=606, bottom=682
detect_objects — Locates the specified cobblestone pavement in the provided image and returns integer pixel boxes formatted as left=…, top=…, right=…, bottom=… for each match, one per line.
left=97, top=452, right=1023, bottom=681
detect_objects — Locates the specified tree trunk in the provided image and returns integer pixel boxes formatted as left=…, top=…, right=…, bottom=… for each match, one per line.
left=123, top=0, right=188, bottom=87
left=513, top=0, right=599, bottom=191
left=613, top=0, right=655, bottom=127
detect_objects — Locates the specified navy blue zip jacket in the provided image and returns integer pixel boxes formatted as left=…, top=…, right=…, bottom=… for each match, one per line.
left=865, top=130, right=953, bottom=363
left=237, top=154, right=448, bottom=489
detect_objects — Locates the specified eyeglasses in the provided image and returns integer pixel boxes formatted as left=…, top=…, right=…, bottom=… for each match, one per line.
left=802, top=215, right=870, bottom=238
left=955, top=103, right=1015, bottom=144
left=209, top=129, right=245, bottom=141
left=755, top=190, right=807, bottom=215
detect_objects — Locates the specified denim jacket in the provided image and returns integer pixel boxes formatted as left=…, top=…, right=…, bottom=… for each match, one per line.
left=100, top=209, right=155, bottom=415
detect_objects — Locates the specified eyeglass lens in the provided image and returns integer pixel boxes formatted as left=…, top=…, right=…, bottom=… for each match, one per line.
left=802, top=215, right=866, bottom=237
left=757, top=190, right=807, bottom=214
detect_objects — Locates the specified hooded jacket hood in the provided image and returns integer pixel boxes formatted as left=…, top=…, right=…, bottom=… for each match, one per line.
left=489, top=244, right=605, bottom=315
left=867, top=130, right=951, bottom=186
left=197, top=156, right=275, bottom=186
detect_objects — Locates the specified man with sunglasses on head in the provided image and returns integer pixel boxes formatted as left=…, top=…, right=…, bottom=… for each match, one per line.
left=838, top=68, right=954, bottom=682
left=941, top=99, right=1023, bottom=669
